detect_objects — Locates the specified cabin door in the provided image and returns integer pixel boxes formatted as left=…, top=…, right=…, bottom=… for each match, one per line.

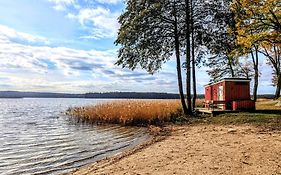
left=218, top=86, right=224, bottom=101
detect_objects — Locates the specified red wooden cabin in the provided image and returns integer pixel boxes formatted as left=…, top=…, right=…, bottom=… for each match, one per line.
left=204, top=78, right=255, bottom=111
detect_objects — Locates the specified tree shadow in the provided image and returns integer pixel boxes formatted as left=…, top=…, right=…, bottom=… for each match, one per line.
left=255, top=110, right=281, bottom=115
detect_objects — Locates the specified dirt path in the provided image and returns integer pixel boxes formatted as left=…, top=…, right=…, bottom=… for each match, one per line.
left=68, top=125, right=281, bottom=175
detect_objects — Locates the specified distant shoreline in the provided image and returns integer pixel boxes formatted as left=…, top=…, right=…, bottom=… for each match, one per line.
left=0, top=91, right=181, bottom=99
left=0, top=91, right=276, bottom=99
left=0, top=97, right=24, bottom=99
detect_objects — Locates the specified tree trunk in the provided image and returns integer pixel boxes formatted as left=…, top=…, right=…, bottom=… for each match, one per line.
left=253, top=67, right=258, bottom=102
left=185, top=0, right=192, bottom=114
left=274, top=73, right=281, bottom=99
left=251, top=47, right=259, bottom=102
left=259, top=45, right=280, bottom=99
left=173, top=4, right=188, bottom=115
left=228, top=56, right=235, bottom=77
left=175, top=36, right=188, bottom=115
left=191, top=0, right=197, bottom=110
left=273, top=46, right=280, bottom=99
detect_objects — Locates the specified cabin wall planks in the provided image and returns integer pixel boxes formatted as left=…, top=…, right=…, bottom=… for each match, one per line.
left=204, top=78, right=255, bottom=111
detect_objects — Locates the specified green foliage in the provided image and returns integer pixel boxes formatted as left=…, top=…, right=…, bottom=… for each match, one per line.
left=192, top=0, right=249, bottom=82
left=115, top=0, right=185, bottom=74
left=115, top=0, right=192, bottom=114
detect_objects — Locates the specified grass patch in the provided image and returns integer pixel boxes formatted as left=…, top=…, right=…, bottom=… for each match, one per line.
left=200, top=111, right=281, bottom=130
left=256, top=99, right=281, bottom=110
left=184, top=99, right=281, bottom=130
left=205, top=113, right=281, bottom=125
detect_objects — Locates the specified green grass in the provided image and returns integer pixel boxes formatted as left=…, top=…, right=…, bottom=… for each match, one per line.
left=183, top=111, right=281, bottom=131
left=205, top=113, right=281, bottom=125
left=180, top=98, right=281, bottom=129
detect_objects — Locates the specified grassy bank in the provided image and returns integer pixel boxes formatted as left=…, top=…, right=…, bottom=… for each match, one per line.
left=197, top=112, right=281, bottom=130
left=190, top=99, right=281, bottom=130
left=66, top=100, right=182, bottom=125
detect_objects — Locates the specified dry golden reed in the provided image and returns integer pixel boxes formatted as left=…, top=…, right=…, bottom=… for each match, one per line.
left=66, top=100, right=182, bottom=125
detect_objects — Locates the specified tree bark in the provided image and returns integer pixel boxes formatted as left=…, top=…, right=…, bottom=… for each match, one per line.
left=173, top=3, right=188, bottom=115
left=191, top=0, right=197, bottom=110
left=251, top=46, right=259, bottom=102
left=274, top=73, right=281, bottom=99
left=185, top=0, right=192, bottom=114
left=226, top=48, right=235, bottom=77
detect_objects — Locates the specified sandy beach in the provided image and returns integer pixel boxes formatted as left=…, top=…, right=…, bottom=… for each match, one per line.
left=68, top=124, right=281, bottom=175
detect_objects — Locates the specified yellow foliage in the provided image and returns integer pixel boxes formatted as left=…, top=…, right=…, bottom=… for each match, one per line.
left=231, top=0, right=281, bottom=48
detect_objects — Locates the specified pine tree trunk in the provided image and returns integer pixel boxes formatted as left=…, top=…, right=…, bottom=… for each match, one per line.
left=274, top=73, right=281, bottom=99
left=185, top=0, right=192, bottom=114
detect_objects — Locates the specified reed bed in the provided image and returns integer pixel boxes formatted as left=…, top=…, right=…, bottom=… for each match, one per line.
left=66, top=100, right=182, bottom=125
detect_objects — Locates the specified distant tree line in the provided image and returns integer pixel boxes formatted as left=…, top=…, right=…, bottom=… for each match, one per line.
left=0, top=91, right=194, bottom=99
left=115, top=0, right=280, bottom=115
left=84, top=92, right=184, bottom=99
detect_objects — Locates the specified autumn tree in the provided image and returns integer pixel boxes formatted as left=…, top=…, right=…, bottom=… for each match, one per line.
left=231, top=0, right=281, bottom=99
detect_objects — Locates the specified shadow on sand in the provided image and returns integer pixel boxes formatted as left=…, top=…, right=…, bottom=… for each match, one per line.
left=255, top=110, right=281, bottom=115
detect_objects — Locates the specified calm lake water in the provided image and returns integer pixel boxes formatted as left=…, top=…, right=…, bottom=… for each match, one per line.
left=0, top=98, right=150, bottom=175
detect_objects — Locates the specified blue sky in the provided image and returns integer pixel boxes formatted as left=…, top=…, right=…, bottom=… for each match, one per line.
left=0, top=0, right=276, bottom=94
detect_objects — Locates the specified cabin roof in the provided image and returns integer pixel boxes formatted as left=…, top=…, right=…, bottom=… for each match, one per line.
left=205, top=78, right=251, bottom=87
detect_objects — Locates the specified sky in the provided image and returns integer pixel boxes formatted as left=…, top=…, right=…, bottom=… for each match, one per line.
left=0, top=0, right=276, bottom=94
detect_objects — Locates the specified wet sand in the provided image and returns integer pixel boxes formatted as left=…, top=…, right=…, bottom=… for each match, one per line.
left=68, top=124, right=281, bottom=175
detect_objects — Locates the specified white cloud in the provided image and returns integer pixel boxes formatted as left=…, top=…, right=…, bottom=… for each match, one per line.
left=0, top=25, right=49, bottom=45
left=95, top=0, right=123, bottom=4
left=0, top=25, right=179, bottom=93
left=48, top=0, right=121, bottom=39
left=66, top=13, right=76, bottom=19
left=48, top=0, right=77, bottom=11
left=70, top=7, right=120, bottom=39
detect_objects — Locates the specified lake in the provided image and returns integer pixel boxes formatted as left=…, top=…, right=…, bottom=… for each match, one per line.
left=0, top=98, right=150, bottom=175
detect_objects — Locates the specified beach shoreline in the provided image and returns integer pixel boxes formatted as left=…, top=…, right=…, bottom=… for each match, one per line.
left=66, top=123, right=281, bottom=175
left=65, top=125, right=170, bottom=175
